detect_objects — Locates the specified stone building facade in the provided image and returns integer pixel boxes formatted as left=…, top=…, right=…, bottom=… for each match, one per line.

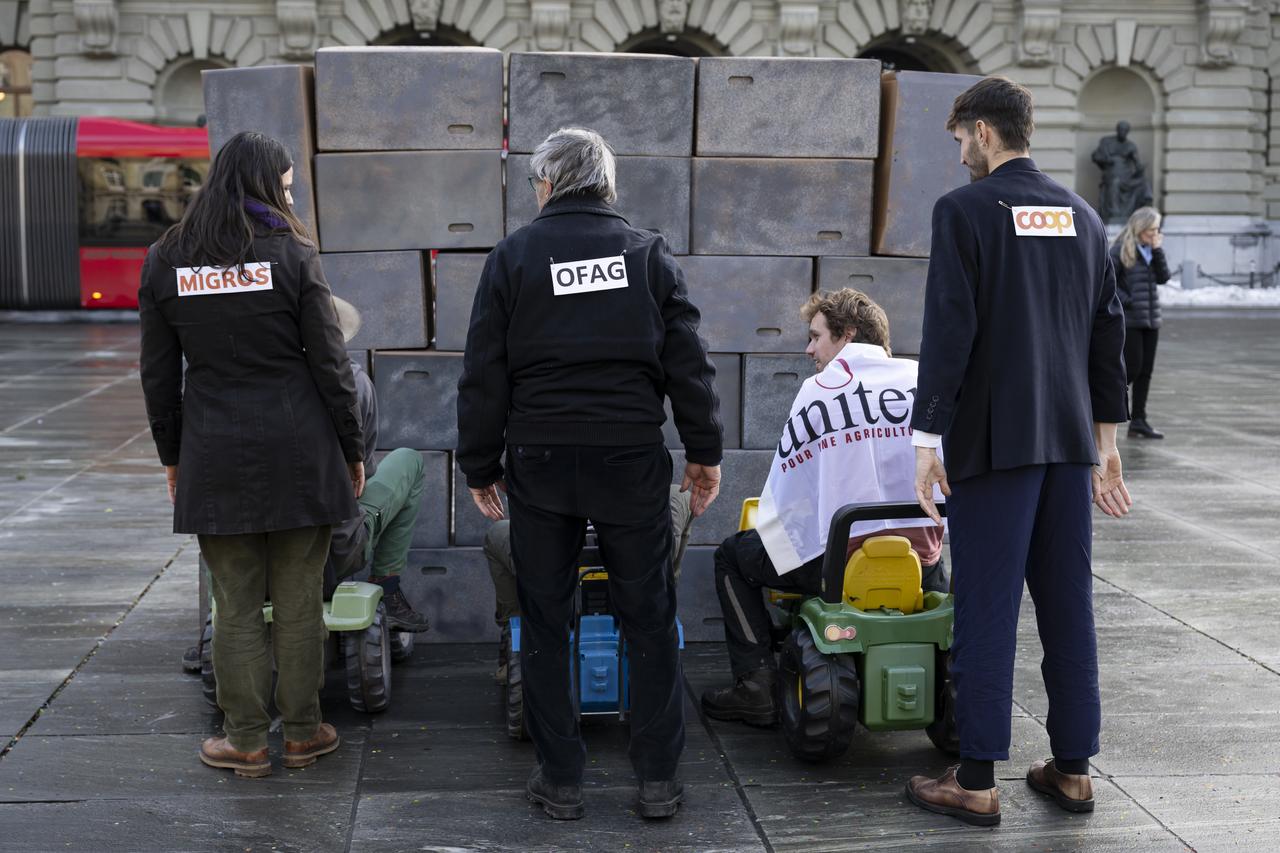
left=2, top=0, right=1278, bottom=278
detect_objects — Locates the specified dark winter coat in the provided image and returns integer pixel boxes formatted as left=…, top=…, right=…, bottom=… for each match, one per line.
left=456, top=195, right=722, bottom=489
left=1110, top=243, right=1169, bottom=330
left=138, top=227, right=363, bottom=535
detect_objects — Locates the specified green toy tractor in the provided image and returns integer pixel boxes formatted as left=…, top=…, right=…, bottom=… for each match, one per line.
left=745, top=500, right=958, bottom=762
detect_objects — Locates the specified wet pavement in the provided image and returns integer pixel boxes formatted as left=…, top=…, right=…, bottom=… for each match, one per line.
left=0, top=312, right=1277, bottom=852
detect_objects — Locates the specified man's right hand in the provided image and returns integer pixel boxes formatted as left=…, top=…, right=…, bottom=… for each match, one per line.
left=349, top=461, right=365, bottom=499
left=914, top=447, right=950, bottom=526
left=681, top=463, right=721, bottom=518
left=470, top=480, right=507, bottom=521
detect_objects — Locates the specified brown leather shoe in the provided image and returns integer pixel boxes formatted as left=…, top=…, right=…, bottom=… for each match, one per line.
left=1027, top=759, right=1095, bottom=813
left=905, top=766, right=1001, bottom=826
left=283, top=722, right=341, bottom=769
left=199, top=737, right=271, bottom=778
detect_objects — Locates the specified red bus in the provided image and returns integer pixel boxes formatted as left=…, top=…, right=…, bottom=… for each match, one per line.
left=0, top=116, right=208, bottom=310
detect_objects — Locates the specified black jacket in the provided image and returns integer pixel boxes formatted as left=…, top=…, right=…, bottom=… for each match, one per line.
left=1110, top=243, right=1168, bottom=330
left=139, top=228, right=363, bottom=534
left=327, top=360, right=378, bottom=579
left=457, top=196, right=722, bottom=488
left=911, top=158, right=1128, bottom=483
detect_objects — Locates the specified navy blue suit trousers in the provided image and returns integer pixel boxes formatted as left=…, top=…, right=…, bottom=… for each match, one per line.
left=948, top=463, right=1101, bottom=762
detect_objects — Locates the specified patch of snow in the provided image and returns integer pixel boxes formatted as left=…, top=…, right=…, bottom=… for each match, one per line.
left=1158, top=282, right=1280, bottom=307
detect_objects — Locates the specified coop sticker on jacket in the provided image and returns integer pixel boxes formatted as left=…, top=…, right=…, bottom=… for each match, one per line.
left=175, top=262, right=273, bottom=297
left=550, top=255, right=629, bottom=296
left=1011, top=206, right=1077, bottom=237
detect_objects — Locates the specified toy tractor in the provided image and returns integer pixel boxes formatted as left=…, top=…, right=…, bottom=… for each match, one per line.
left=198, top=554, right=414, bottom=714
left=505, top=528, right=684, bottom=740
left=741, top=499, right=958, bottom=762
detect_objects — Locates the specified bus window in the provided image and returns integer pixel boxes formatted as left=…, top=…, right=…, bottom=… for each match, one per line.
left=78, top=156, right=208, bottom=246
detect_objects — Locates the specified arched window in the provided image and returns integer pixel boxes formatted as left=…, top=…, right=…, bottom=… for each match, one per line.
left=155, top=58, right=230, bottom=125
left=374, top=25, right=478, bottom=46
left=619, top=31, right=724, bottom=57
left=0, top=48, right=33, bottom=118
left=1074, top=67, right=1163, bottom=216
left=857, top=34, right=974, bottom=73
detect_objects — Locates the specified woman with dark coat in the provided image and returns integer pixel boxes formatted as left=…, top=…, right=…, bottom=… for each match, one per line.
left=139, top=132, right=365, bottom=777
left=1111, top=206, right=1170, bottom=439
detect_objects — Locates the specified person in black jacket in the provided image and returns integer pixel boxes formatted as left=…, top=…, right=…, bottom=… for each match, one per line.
left=140, top=132, right=362, bottom=778
left=457, top=127, right=723, bottom=821
left=1111, top=206, right=1170, bottom=439
left=908, top=78, right=1132, bottom=825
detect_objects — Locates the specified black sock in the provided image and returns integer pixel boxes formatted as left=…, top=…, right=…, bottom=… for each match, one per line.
left=1054, top=757, right=1089, bottom=775
left=956, top=759, right=994, bottom=790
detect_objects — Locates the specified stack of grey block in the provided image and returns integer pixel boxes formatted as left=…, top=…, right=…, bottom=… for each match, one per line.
left=202, top=51, right=977, bottom=644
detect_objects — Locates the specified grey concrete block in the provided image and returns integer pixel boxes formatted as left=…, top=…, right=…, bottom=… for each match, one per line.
left=314, top=151, right=503, bottom=253
left=315, top=46, right=503, bottom=151
left=675, top=256, right=812, bottom=352
left=506, top=154, right=690, bottom=252
left=669, top=449, right=775, bottom=547
left=675, top=546, right=725, bottom=642
left=452, top=457, right=502, bottom=547
left=373, top=449, right=449, bottom=549
left=322, top=251, right=428, bottom=350
left=740, top=354, right=815, bottom=450
left=816, top=256, right=929, bottom=355
left=663, top=353, right=742, bottom=450
left=873, top=70, right=983, bottom=257
left=691, top=158, right=873, bottom=256
left=433, top=252, right=488, bottom=352
left=372, top=351, right=464, bottom=451
left=401, top=548, right=498, bottom=642
left=202, top=64, right=317, bottom=232
left=695, top=57, right=880, bottom=158
left=507, top=52, right=695, bottom=156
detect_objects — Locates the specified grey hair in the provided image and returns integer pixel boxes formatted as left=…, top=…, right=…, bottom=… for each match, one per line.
left=529, top=127, right=618, bottom=205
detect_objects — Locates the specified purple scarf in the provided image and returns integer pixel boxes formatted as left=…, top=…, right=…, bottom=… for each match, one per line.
left=244, top=197, right=288, bottom=229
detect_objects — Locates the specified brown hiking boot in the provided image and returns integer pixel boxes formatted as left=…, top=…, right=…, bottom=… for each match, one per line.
left=199, top=737, right=271, bottom=778
left=1027, top=759, right=1095, bottom=812
left=283, top=723, right=341, bottom=769
left=905, top=766, right=1001, bottom=826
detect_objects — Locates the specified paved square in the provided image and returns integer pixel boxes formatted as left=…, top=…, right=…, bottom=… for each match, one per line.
left=0, top=312, right=1276, bottom=851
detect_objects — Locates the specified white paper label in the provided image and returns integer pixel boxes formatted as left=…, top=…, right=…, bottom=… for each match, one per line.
left=550, top=255, right=629, bottom=296
left=1011, top=206, right=1077, bottom=237
left=176, top=262, right=274, bottom=297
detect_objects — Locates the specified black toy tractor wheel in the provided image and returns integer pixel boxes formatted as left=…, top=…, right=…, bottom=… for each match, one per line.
left=389, top=630, right=415, bottom=663
left=505, top=647, right=527, bottom=740
left=779, top=627, right=860, bottom=762
left=925, top=649, right=960, bottom=755
left=344, top=602, right=391, bottom=713
left=200, top=615, right=217, bottom=708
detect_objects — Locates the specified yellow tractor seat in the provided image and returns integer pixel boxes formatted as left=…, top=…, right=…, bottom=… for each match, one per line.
left=843, top=535, right=924, bottom=614
left=739, top=498, right=760, bottom=532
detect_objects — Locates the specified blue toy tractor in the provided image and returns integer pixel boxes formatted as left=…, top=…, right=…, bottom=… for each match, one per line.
left=505, top=529, right=684, bottom=740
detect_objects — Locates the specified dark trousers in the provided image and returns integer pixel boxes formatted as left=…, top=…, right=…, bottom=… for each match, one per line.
left=506, top=442, right=683, bottom=785
left=1124, top=327, right=1159, bottom=419
left=715, top=529, right=948, bottom=679
left=948, top=463, right=1100, bottom=762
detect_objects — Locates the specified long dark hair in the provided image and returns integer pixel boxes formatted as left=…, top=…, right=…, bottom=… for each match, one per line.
left=156, top=131, right=312, bottom=269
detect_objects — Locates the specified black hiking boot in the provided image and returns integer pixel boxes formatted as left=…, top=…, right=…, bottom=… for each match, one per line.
left=639, top=779, right=684, bottom=818
left=383, top=588, right=430, bottom=633
left=701, top=667, right=779, bottom=726
left=527, top=767, right=585, bottom=820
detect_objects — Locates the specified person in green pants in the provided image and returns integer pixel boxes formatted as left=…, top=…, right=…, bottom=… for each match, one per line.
left=326, top=298, right=431, bottom=631
left=483, top=484, right=695, bottom=682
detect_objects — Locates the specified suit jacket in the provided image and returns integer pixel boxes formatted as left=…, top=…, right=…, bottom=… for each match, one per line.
left=910, top=158, right=1128, bottom=483
left=139, top=228, right=363, bottom=534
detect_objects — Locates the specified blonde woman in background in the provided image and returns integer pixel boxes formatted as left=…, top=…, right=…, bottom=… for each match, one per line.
left=1111, top=206, right=1171, bottom=439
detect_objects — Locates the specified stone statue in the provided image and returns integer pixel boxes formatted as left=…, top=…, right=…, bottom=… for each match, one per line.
left=900, top=0, right=932, bottom=35
left=410, top=0, right=441, bottom=33
left=659, top=0, right=688, bottom=33
left=1091, top=120, right=1153, bottom=224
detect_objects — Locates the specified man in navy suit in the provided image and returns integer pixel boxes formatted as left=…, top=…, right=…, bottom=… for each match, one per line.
left=905, top=77, right=1133, bottom=826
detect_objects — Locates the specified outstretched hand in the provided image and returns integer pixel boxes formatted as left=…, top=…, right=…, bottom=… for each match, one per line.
left=681, top=463, right=721, bottom=518
left=165, top=465, right=178, bottom=505
left=914, top=447, right=950, bottom=527
left=470, top=480, right=507, bottom=521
